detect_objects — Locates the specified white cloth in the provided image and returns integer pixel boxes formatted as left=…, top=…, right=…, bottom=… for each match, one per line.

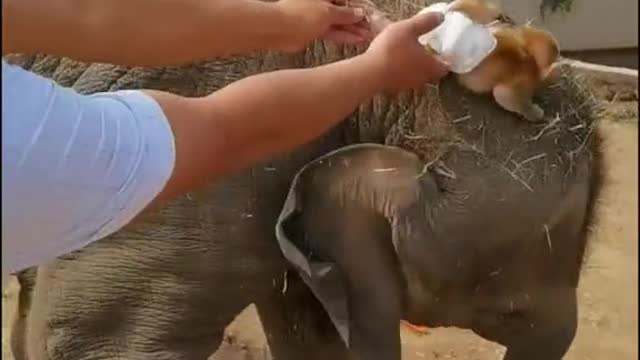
left=417, top=2, right=497, bottom=74
left=2, top=60, right=176, bottom=276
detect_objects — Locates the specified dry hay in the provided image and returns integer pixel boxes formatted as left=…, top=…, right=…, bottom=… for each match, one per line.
left=382, top=62, right=600, bottom=193
left=379, top=60, right=603, bottom=273
left=342, top=0, right=601, bottom=193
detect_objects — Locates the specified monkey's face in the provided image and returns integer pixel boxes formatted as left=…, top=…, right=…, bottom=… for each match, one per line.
left=496, top=13, right=516, bottom=25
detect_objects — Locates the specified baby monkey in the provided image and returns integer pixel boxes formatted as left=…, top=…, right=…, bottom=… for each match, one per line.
left=452, top=0, right=560, bottom=122
left=356, top=0, right=560, bottom=122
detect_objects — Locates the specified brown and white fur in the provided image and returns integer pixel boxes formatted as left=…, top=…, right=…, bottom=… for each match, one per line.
left=360, top=0, right=560, bottom=122
left=451, top=0, right=560, bottom=122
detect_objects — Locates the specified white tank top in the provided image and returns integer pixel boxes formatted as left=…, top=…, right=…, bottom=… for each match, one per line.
left=2, top=60, right=176, bottom=277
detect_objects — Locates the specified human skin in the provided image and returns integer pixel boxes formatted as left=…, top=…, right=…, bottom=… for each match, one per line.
left=143, top=13, right=449, bottom=208
left=6, top=52, right=602, bottom=360
left=4, top=0, right=601, bottom=353
left=2, top=0, right=369, bottom=65
left=3, top=0, right=448, bottom=214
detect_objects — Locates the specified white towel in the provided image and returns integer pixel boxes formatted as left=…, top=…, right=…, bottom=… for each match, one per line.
left=417, top=2, right=497, bottom=74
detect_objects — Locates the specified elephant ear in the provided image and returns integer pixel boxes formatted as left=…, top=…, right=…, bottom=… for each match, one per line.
left=274, top=143, right=427, bottom=346
left=274, top=154, right=350, bottom=344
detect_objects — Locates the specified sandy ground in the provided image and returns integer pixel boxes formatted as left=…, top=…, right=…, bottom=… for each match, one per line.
left=3, top=97, right=637, bottom=360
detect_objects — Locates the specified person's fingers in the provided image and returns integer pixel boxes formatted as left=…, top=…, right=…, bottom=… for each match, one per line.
left=335, top=23, right=372, bottom=39
left=423, top=56, right=450, bottom=80
left=322, top=29, right=368, bottom=44
left=327, top=0, right=347, bottom=6
left=328, top=4, right=366, bottom=25
left=401, top=11, right=445, bottom=37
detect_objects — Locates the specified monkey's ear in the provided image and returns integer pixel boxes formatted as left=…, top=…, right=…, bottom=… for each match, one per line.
left=522, top=28, right=560, bottom=74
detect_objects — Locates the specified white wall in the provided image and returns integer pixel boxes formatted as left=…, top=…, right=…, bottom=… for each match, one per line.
left=499, top=0, right=638, bottom=51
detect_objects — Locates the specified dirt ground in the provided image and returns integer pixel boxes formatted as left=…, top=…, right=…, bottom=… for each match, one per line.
left=3, top=86, right=638, bottom=360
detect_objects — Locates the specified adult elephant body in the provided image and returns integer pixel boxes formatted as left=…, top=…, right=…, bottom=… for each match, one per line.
left=7, top=50, right=358, bottom=360
left=6, top=3, right=603, bottom=359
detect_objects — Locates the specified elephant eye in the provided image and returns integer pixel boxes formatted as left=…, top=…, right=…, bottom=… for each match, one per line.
left=497, top=308, right=527, bottom=322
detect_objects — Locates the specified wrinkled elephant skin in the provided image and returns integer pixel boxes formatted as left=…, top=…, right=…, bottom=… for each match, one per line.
left=6, top=3, right=603, bottom=359
left=281, top=142, right=597, bottom=360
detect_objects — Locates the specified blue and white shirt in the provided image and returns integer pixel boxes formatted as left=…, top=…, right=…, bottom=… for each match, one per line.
left=2, top=60, right=176, bottom=280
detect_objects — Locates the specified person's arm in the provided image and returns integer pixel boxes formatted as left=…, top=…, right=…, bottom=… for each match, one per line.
left=2, top=0, right=365, bottom=66
left=1, top=54, right=382, bottom=274
left=145, top=54, right=384, bottom=205
left=3, top=2, right=445, bottom=215
left=145, top=11, right=447, bottom=208
left=3, top=12, right=446, bottom=273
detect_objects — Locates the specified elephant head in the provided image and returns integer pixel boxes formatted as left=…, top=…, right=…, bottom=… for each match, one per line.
left=276, top=123, right=602, bottom=360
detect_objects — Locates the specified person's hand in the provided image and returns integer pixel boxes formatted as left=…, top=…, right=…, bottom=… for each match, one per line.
left=362, top=11, right=450, bottom=93
left=346, top=0, right=392, bottom=36
left=275, top=0, right=371, bottom=51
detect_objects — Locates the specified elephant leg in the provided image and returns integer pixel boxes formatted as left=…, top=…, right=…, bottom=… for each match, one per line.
left=17, top=262, right=250, bottom=360
left=23, top=266, right=54, bottom=360
left=9, top=269, right=37, bottom=360
left=255, top=272, right=350, bottom=360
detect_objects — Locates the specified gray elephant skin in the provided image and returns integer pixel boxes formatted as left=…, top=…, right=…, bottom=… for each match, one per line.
left=5, top=2, right=604, bottom=359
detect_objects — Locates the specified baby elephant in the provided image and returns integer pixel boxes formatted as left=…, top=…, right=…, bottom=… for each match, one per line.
left=277, top=143, right=600, bottom=360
